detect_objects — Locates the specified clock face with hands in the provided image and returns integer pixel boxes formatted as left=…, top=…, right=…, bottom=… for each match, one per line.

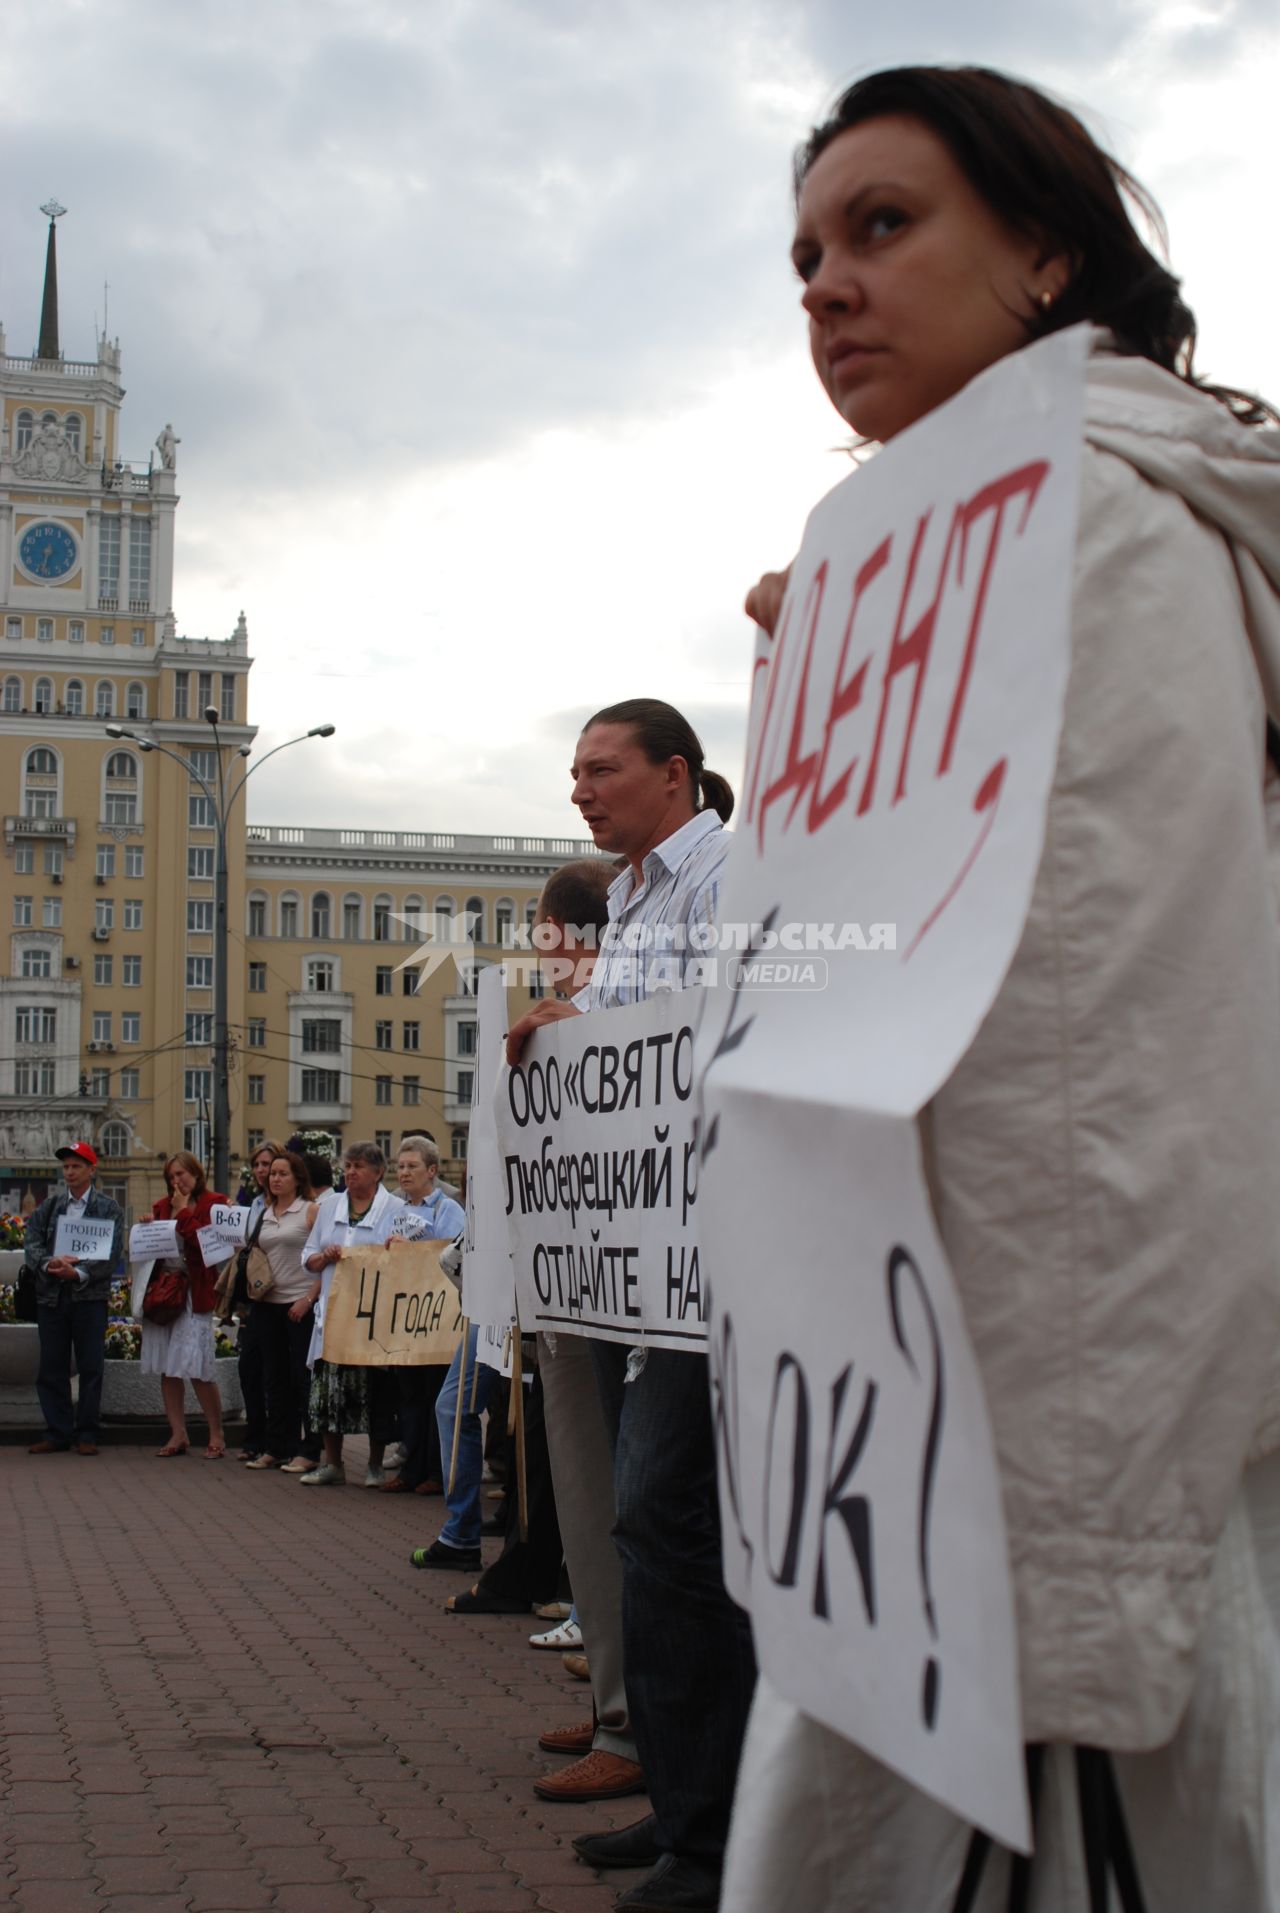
left=18, top=520, right=78, bottom=581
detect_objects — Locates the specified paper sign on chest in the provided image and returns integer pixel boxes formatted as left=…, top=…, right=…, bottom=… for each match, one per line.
left=53, top=1214, right=115, bottom=1262
left=697, top=328, right=1088, bottom=1853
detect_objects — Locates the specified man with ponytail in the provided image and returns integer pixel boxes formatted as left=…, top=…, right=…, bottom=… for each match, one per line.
left=507, top=699, right=755, bottom=1912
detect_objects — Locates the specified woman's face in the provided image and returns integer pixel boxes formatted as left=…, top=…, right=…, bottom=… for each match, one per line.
left=169, top=1163, right=197, bottom=1201
left=268, top=1158, right=298, bottom=1203
left=343, top=1157, right=380, bottom=1206
left=252, top=1149, right=274, bottom=1189
left=396, top=1151, right=435, bottom=1203
left=793, top=114, right=1062, bottom=443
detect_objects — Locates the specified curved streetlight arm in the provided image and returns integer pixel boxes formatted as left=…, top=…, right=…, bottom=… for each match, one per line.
left=223, top=725, right=336, bottom=815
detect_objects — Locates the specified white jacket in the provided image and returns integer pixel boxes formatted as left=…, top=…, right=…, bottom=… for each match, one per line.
left=923, top=337, right=1280, bottom=1749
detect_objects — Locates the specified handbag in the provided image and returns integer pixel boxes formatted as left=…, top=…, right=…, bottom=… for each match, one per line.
left=235, top=1208, right=274, bottom=1305
left=142, top=1259, right=189, bottom=1326
left=14, top=1265, right=38, bottom=1322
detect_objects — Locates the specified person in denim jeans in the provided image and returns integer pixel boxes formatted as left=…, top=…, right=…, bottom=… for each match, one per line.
left=411, top=1325, right=493, bottom=1572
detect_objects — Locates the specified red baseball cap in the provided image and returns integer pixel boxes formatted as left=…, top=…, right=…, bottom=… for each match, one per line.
left=56, top=1141, right=98, bottom=1168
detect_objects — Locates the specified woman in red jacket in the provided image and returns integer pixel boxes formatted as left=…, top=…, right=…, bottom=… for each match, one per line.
left=143, top=1151, right=228, bottom=1458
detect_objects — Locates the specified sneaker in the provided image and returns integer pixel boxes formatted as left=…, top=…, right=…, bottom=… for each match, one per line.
left=363, top=1465, right=388, bottom=1488
left=383, top=1442, right=408, bottom=1470
left=280, top=1456, right=315, bottom=1473
left=299, top=1462, right=346, bottom=1485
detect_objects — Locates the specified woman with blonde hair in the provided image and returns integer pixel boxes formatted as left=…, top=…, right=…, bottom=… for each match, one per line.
left=143, top=1152, right=228, bottom=1459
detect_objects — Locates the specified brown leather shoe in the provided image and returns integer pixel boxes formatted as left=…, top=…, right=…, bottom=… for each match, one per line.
left=28, top=1440, right=69, bottom=1454
left=413, top=1477, right=443, bottom=1496
left=75, top=1441, right=99, bottom=1456
left=538, top=1719, right=595, bottom=1756
left=562, top=1651, right=591, bottom=1681
left=533, top=1750, right=647, bottom=1802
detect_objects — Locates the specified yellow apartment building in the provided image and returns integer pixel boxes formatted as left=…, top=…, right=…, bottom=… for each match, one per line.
left=1, top=207, right=592, bottom=1219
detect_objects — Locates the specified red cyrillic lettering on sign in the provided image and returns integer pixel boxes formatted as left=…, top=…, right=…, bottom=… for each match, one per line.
left=806, top=536, right=890, bottom=835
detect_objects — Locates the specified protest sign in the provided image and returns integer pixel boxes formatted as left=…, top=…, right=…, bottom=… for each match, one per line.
left=322, top=1241, right=464, bottom=1367
left=196, top=1225, right=237, bottom=1264
left=53, top=1214, right=116, bottom=1262
left=476, top=1317, right=518, bottom=1378
left=128, top=1220, right=179, bottom=1261
left=697, top=328, right=1088, bottom=1850
left=497, top=990, right=706, bottom=1349
left=462, top=963, right=516, bottom=1327
left=210, top=1204, right=250, bottom=1242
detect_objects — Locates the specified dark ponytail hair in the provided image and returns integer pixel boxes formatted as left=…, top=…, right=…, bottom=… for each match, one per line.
left=583, top=698, right=735, bottom=823
left=798, top=65, right=1275, bottom=427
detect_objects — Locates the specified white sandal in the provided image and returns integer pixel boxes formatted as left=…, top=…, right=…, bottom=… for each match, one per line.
left=530, top=1618, right=583, bottom=1651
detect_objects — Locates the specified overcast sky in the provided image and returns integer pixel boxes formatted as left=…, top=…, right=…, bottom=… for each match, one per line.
left=4, top=0, right=1276, bottom=838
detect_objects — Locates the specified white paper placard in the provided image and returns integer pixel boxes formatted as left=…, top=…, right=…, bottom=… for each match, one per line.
left=461, top=963, right=517, bottom=1326
left=128, top=1220, right=179, bottom=1261
left=497, top=991, right=706, bottom=1349
left=209, top=1204, right=250, bottom=1244
left=696, top=329, right=1089, bottom=1852
left=196, top=1224, right=240, bottom=1264
left=53, top=1214, right=116, bottom=1262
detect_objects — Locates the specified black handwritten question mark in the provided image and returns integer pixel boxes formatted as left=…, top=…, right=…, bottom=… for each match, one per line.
left=886, top=1244, right=944, bottom=1730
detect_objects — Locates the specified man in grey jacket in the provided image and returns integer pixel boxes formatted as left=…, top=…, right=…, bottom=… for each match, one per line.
left=26, top=1142, right=125, bottom=1456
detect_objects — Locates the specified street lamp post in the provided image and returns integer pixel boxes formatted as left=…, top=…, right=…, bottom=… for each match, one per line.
left=106, top=714, right=335, bottom=1194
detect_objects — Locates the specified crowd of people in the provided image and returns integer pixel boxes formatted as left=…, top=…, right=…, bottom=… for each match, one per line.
left=18, top=61, right=1280, bottom=1913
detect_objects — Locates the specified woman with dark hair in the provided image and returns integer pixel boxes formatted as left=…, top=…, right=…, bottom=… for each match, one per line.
left=143, top=1152, right=228, bottom=1459
left=730, top=64, right=1280, bottom=1913
left=233, top=1136, right=284, bottom=1462
left=243, top=1151, right=320, bottom=1474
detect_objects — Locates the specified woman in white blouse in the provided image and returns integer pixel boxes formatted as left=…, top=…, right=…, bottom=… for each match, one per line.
left=243, top=1150, right=320, bottom=1474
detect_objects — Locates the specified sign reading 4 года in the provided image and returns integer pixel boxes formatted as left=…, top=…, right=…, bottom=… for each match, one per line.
left=697, top=327, right=1089, bottom=1853
left=496, top=991, right=706, bottom=1349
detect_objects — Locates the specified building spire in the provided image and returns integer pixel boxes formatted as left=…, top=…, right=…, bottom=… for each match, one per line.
left=37, top=199, right=66, bottom=362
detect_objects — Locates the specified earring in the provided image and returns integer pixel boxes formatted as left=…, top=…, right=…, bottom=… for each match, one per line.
left=1038, top=290, right=1054, bottom=311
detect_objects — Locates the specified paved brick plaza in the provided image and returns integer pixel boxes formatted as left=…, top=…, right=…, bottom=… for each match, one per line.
left=0, top=1438, right=644, bottom=1913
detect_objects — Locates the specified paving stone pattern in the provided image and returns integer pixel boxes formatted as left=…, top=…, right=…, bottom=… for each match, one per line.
left=0, top=1440, right=646, bottom=1912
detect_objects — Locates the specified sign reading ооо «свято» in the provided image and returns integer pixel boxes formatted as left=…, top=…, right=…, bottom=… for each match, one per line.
left=697, top=326, right=1089, bottom=1855
left=495, top=990, right=706, bottom=1350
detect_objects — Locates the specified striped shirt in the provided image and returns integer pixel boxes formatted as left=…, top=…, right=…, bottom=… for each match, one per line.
left=584, top=809, right=729, bottom=1011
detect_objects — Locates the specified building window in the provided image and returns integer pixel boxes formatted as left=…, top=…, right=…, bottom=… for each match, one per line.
left=247, top=898, right=265, bottom=936
left=125, top=682, right=146, bottom=719
left=174, top=671, right=189, bottom=719
left=69, top=622, right=85, bottom=645
left=342, top=897, right=362, bottom=939
left=15, top=846, right=33, bottom=874
left=186, top=956, right=213, bottom=989
left=373, top=899, right=392, bottom=941
left=188, top=748, right=216, bottom=779
left=15, top=413, right=33, bottom=451
left=95, top=681, right=115, bottom=718
left=93, top=955, right=113, bottom=986
left=305, top=959, right=335, bottom=993
left=220, top=673, right=235, bottom=720
left=24, top=744, right=60, bottom=818
left=104, top=748, right=138, bottom=824
left=95, top=899, right=114, bottom=932
left=188, top=847, right=213, bottom=879
left=402, top=969, right=417, bottom=997
left=375, top=1130, right=392, bottom=1158
left=182, top=1120, right=210, bottom=1161
left=302, top=1018, right=342, bottom=1054
left=185, top=1013, right=213, bottom=1044
left=21, top=948, right=52, bottom=979
left=375, top=1021, right=392, bottom=1050
left=99, top=1122, right=130, bottom=1160
left=189, top=900, right=214, bottom=933
left=93, top=1012, right=113, bottom=1044
left=119, top=1068, right=140, bottom=1098
left=402, top=1077, right=420, bottom=1107
left=451, top=1128, right=468, bottom=1162
left=465, top=897, right=484, bottom=941
left=301, top=1069, right=341, bottom=1104
left=248, top=963, right=267, bottom=993
left=402, top=1022, right=420, bottom=1052
left=198, top=671, right=212, bottom=711
left=65, top=679, right=84, bottom=714
left=131, top=627, right=146, bottom=647
left=375, top=1076, right=392, bottom=1106
left=456, top=1069, right=474, bottom=1105
left=100, top=625, right=115, bottom=646
left=44, top=844, right=63, bottom=877
left=189, top=793, right=214, bottom=828
left=13, top=896, right=32, bottom=927
left=3, top=677, right=20, bottom=712
left=280, top=898, right=299, bottom=938
left=125, top=846, right=144, bottom=877
left=248, top=1019, right=265, bottom=1048
left=495, top=900, right=515, bottom=947
left=15, top=1007, right=57, bottom=1043
left=402, top=900, right=423, bottom=944
left=37, top=621, right=53, bottom=646
left=123, top=956, right=141, bottom=986
left=375, top=967, right=392, bottom=997
left=247, top=1076, right=265, bottom=1105
left=311, top=894, right=331, bottom=939
left=124, top=899, right=143, bottom=930
left=89, top=1067, right=111, bottom=1097
left=5, top=615, right=22, bottom=639
left=184, top=1068, right=212, bottom=1104
left=33, top=677, right=53, bottom=712
left=121, top=1014, right=140, bottom=1043
left=128, top=517, right=151, bottom=608
left=457, top=1020, right=478, bottom=1057
left=98, top=515, right=121, bottom=604
left=247, top=1129, right=264, bottom=1154
left=14, top=1059, right=57, bottom=1096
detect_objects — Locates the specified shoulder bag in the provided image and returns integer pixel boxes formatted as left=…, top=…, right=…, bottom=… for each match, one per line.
left=236, top=1207, right=275, bottom=1305
left=142, top=1257, right=189, bottom=1326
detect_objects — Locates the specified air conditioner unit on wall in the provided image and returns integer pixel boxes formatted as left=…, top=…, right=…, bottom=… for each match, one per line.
left=92, top=928, right=109, bottom=941
left=52, top=873, right=63, bottom=884
left=86, top=1042, right=99, bottom=1053
left=65, top=956, right=80, bottom=969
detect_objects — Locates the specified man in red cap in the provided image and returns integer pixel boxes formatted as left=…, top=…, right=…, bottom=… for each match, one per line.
left=25, top=1142, right=124, bottom=1456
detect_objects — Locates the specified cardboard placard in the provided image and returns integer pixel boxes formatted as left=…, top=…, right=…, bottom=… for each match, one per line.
left=321, top=1241, right=464, bottom=1367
